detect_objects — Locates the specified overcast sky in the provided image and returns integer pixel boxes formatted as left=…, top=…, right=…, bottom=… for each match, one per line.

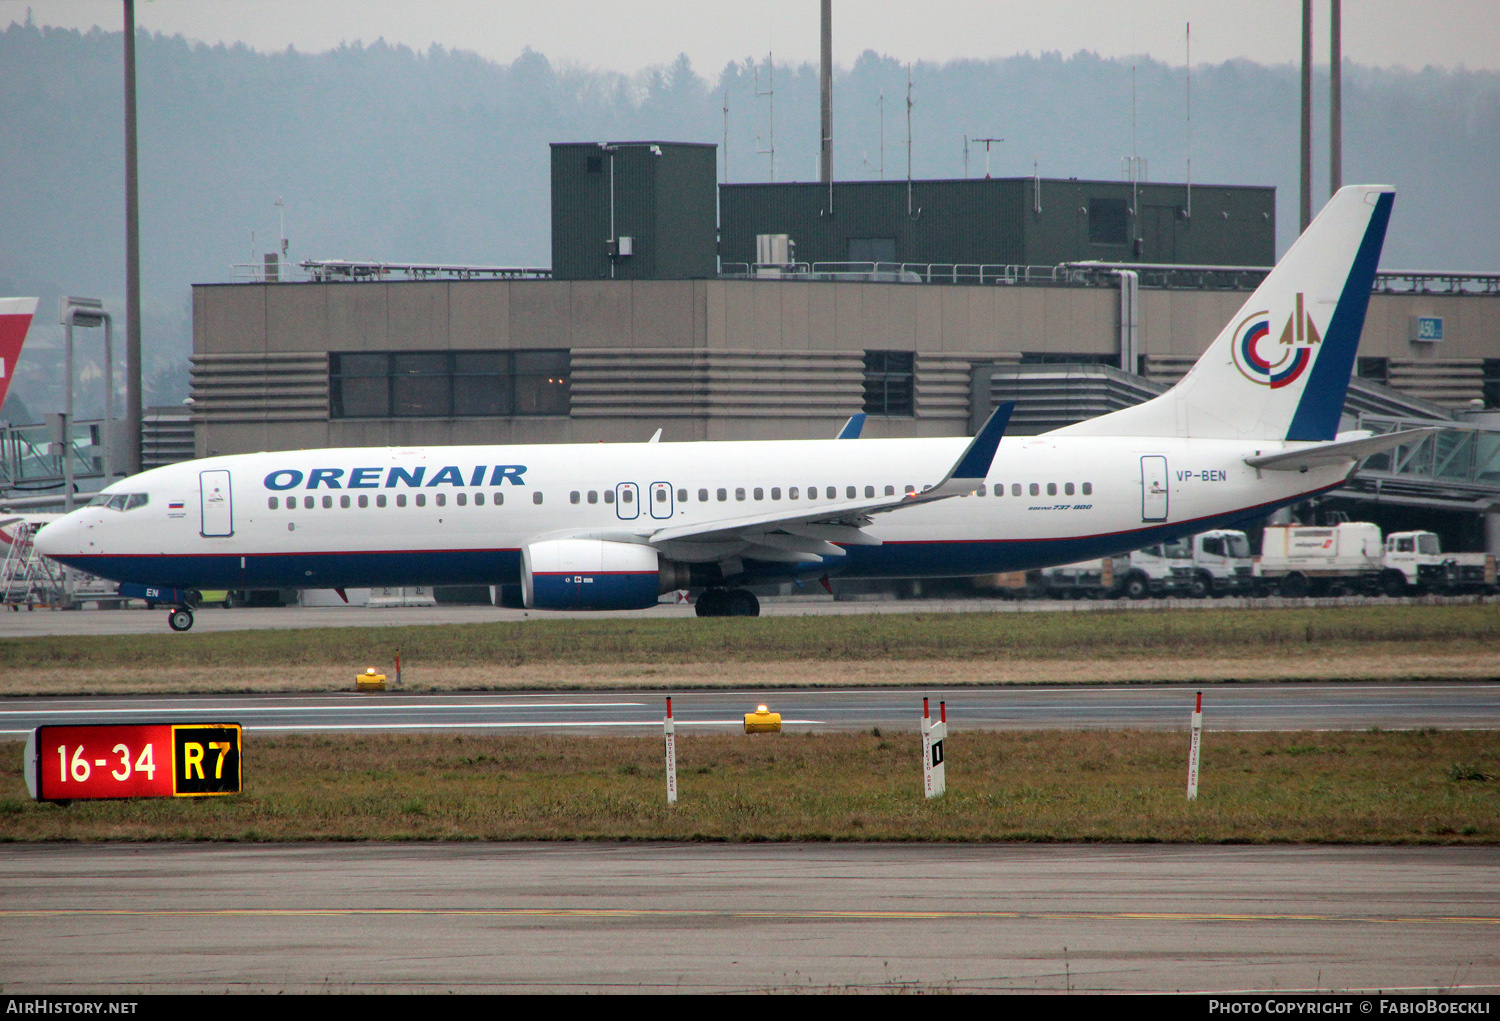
left=6, top=0, right=1499, bottom=73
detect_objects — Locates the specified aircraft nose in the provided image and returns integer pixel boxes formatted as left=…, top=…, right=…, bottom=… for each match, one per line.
left=32, top=517, right=77, bottom=557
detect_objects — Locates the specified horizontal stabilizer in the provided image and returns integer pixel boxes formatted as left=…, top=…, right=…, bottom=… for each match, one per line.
left=1244, top=428, right=1440, bottom=472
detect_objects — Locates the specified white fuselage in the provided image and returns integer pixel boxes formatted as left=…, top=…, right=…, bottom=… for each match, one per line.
left=36, top=433, right=1345, bottom=593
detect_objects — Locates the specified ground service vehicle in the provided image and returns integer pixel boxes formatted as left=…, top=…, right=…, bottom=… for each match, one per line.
left=1257, top=523, right=1496, bottom=596
left=988, top=529, right=1256, bottom=599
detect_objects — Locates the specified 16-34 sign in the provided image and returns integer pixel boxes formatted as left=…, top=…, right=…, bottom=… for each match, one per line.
left=24, top=723, right=242, bottom=801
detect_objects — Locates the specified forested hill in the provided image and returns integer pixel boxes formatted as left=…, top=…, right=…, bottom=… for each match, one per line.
left=1, top=19, right=1497, bottom=418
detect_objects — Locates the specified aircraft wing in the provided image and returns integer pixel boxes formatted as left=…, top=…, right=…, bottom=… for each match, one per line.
left=646, top=403, right=1014, bottom=564
left=835, top=413, right=866, bottom=439
left=1243, top=427, right=1441, bottom=473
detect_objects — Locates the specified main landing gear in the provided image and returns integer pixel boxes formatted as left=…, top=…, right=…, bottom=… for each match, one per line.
left=694, top=588, right=760, bottom=617
left=167, top=606, right=195, bottom=632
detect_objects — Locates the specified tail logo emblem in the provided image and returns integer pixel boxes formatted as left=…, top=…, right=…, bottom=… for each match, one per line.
left=1231, top=293, right=1322, bottom=389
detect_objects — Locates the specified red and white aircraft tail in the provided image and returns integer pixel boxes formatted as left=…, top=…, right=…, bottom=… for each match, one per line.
left=0, top=297, right=39, bottom=414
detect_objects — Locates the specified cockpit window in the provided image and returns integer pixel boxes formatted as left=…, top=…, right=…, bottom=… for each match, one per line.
left=98, top=493, right=148, bottom=511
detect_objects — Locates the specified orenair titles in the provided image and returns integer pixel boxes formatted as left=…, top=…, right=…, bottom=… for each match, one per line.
left=263, top=465, right=529, bottom=491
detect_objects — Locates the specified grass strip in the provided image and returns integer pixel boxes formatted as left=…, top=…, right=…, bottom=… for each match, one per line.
left=2, top=728, right=1495, bottom=844
left=2, top=604, right=1499, bottom=671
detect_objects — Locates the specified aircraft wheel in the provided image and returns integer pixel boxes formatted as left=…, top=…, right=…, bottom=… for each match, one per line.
left=694, top=589, right=729, bottom=617
left=167, top=607, right=194, bottom=632
left=726, top=589, right=761, bottom=617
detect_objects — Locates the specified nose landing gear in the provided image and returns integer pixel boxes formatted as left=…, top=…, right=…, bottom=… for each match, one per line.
left=167, top=606, right=195, bottom=632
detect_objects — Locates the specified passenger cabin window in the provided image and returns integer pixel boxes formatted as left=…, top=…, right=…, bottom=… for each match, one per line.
left=604, top=490, right=614, bottom=504
left=1047, top=483, right=1057, bottom=496
left=396, top=495, right=407, bottom=507
left=847, top=486, right=856, bottom=499
left=717, top=488, right=728, bottom=502
left=1082, top=483, right=1093, bottom=495
left=377, top=495, right=387, bottom=508
left=456, top=493, right=466, bottom=506
left=677, top=489, right=687, bottom=503
left=885, top=486, right=895, bottom=496
left=1064, top=483, right=1074, bottom=496
left=827, top=487, right=837, bottom=500
left=769, top=488, right=780, bottom=500
left=1012, top=484, right=1022, bottom=496
left=304, top=496, right=314, bottom=509
left=268, top=497, right=279, bottom=510
left=736, top=488, right=746, bottom=501
left=435, top=494, right=446, bottom=507
left=698, top=489, right=708, bottom=502
left=340, top=495, right=350, bottom=508
left=570, top=491, right=581, bottom=504
left=533, top=492, right=544, bottom=505
left=1029, top=484, right=1040, bottom=496
left=358, top=495, right=368, bottom=508
left=474, top=493, right=484, bottom=506
left=415, top=494, right=426, bottom=508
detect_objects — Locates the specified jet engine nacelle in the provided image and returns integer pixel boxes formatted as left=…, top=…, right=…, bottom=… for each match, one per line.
left=522, top=538, right=688, bottom=610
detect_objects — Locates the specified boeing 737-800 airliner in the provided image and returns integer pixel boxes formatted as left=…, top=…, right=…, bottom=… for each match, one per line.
left=35, top=185, right=1430, bottom=630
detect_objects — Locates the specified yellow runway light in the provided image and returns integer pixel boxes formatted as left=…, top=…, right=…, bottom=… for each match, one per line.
left=356, top=667, right=386, bottom=692
left=744, top=704, right=781, bottom=734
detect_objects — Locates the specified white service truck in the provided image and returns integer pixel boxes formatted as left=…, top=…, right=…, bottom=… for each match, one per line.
left=1256, top=523, right=1497, bottom=597
left=987, top=529, right=1257, bottom=599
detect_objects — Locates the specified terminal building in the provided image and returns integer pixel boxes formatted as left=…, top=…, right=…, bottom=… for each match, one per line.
left=92, top=140, right=1494, bottom=555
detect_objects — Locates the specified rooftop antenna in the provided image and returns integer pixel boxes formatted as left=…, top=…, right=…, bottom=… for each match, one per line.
left=973, top=138, right=1003, bottom=178
left=1033, top=156, right=1041, bottom=214
left=755, top=52, right=775, bottom=182
left=1185, top=23, right=1193, bottom=218
left=722, top=89, right=730, bottom=183
left=963, top=134, right=969, bottom=178
left=275, top=196, right=287, bottom=256
left=905, top=63, right=920, bottom=219
left=878, top=90, right=885, bottom=180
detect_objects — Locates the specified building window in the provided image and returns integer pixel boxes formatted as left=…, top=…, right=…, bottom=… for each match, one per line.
left=330, top=350, right=570, bottom=419
left=1485, top=360, right=1500, bottom=408
left=847, top=237, right=897, bottom=264
left=862, top=351, right=915, bottom=417
left=1357, top=357, right=1390, bottom=386
left=1088, top=198, right=1129, bottom=245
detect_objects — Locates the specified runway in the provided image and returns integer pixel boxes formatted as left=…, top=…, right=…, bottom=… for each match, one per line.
left=2, top=683, right=1496, bottom=736
left=1, top=843, right=1494, bottom=993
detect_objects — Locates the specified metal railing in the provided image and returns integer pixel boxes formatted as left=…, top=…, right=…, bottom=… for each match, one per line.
left=720, top=261, right=1500, bottom=295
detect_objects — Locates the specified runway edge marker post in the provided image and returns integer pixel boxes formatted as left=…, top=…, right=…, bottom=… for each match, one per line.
left=664, top=697, right=678, bottom=805
left=1187, top=691, right=1203, bottom=800
left=922, top=698, right=947, bottom=799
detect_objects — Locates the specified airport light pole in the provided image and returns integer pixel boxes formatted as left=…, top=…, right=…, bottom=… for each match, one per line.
left=59, top=297, right=114, bottom=510
left=123, top=0, right=142, bottom=476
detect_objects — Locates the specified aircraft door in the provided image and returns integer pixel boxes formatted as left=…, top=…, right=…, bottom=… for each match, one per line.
left=649, top=482, right=673, bottom=519
left=200, top=469, right=234, bottom=537
left=1140, top=456, right=1168, bottom=522
left=615, top=483, right=640, bottom=521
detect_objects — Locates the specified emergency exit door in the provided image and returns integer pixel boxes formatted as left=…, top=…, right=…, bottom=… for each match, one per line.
left=1140, top=456, right=1168, bottom=522
left=649, top=482, right=674, bottom=519
left=200, top=470, right=234, bottom=537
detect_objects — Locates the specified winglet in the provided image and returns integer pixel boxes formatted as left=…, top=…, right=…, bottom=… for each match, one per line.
left=933, top=402, right=1014, bottom=493
left=835, top=413, right=866, bottom=440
